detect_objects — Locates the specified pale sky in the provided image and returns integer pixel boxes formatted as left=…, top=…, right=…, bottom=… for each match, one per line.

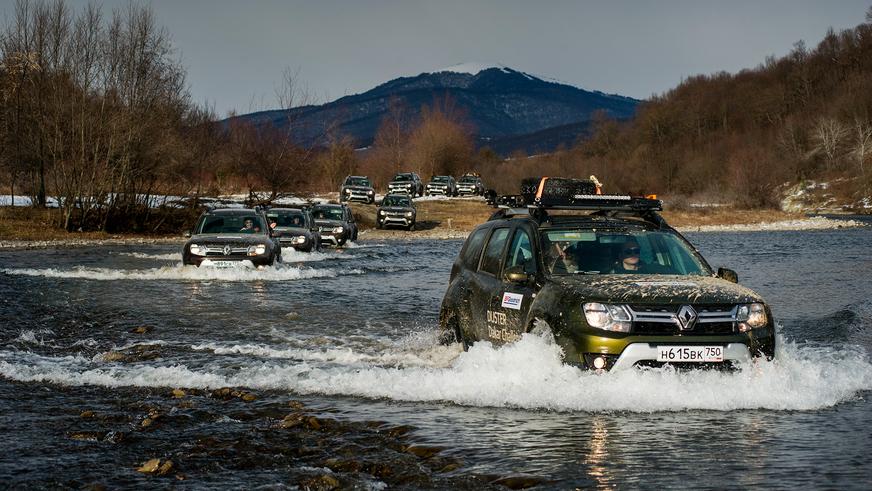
left=15, top=0, right=872, bottom=116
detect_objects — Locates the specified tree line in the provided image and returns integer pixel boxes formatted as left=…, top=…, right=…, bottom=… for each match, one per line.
left=2, top=1, right=870, bottom=235
left=482, top=8, right=872, bottom=207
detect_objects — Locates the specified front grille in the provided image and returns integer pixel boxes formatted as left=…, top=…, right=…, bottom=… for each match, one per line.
left=627, top=304, right=738, bottom=335
left=203, top=245, right=248, bottom=256
left=633, top=322, right=735, bottom=335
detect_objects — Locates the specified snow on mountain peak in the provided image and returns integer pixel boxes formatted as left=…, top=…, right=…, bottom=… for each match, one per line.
left=434, top=62, right=511, bottom=75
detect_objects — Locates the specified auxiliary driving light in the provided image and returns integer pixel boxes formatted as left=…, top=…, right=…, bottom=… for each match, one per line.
left=592, top=356, right=607, bottom=370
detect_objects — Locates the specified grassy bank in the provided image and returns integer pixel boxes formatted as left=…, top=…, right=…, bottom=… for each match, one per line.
left=0, top=200, right=839, bottom=247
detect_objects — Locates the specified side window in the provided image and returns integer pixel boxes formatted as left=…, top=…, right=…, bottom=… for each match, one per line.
left=461, top=227, right=488, bottom=269
left=504, top=229, right=536, bottom=274
left=480, top=228, right=510, bottom=276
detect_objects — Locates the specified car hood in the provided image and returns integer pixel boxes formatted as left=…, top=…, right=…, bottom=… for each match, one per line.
left=273, top=226, right=310, bottom=235
left=389, top=181, right=414, bottom=186
left=187, top=234, right=271, bottom=245
left=551, top=274, right=764, bottom=305
left=314, top=219, right=344, bottom=228
left=379, top=206, right=414, bottom=213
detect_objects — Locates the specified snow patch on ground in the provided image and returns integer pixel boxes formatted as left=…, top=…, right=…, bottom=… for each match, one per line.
left=677, top=216, right=866, bottom=233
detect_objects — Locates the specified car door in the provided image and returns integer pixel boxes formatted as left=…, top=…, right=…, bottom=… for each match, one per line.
left=494, top=225, right=539, bottom=339
left=470, top=226, right=511, bottom=343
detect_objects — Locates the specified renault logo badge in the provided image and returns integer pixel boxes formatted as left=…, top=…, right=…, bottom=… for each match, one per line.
left=223, top=244, right=231, bottom=256
left=677, top=305, right=698, bottom=330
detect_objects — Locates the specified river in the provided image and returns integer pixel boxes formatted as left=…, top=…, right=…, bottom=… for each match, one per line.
left=1, top=221, right=871, bottom=488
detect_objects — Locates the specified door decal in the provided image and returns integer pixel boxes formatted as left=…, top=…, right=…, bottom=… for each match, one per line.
left=501, top=292, right=523, bottom=310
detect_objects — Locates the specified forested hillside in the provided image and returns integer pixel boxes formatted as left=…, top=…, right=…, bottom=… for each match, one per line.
left=482, top=9, right=872, bottom=208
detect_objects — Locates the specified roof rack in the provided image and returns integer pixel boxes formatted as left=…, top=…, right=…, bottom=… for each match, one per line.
left=487, top=176, right=665, bottom=225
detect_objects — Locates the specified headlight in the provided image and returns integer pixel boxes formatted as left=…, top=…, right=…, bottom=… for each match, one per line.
left=292, top=235, right=306, bottom=244
left=367, top=190, right=374, bottom=195
left=345, top=189, right=351, bottom=194
left=737, top=303, right=767, bottom=332
left=379, top=210, right=386, bottom=216
left=247, top=244, right=267, bottom=256
left=583, top=302, right=631, bottom=333
left=189, top=244, right=204, bottom=256
left=333, top=226, right=344, bottom=234
left=405, top=211, right=413, bottom=218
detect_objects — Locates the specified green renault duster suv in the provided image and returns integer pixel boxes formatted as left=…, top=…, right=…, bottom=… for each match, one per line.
left=438, top=178, right=776, bottom=370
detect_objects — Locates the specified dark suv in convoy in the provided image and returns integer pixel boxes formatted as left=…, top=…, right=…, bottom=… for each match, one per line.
left=377, top=193, right=417, bottom=230
left=456, top=173, right=485, bottom=196
left=183, top=208, right=281, bottom=267
left=387, top=172, right=424, bottom=196
left=311, top=203, right=358, bottom=247
left=340, top=175, right=376, bottom=204
left=265, top=207, right=321, bottom=252
left=425, top=175, right=457, bottom=196
left=439, top=177, right=776, bottom=371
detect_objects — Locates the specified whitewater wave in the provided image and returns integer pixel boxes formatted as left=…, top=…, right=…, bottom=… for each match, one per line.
left=2, top=331, right=869, bottom=413
left=116, top=252, right=181, bottom=261
left=1, top=263, right=363, bottom=282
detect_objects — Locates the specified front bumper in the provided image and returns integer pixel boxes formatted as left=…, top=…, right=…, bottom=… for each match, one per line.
left=378, top=214, right=414, bottom=227
left=388, top=184, right=414, bottom=194
left=609, top=343, right=752, bottom=370
left=426, top=186, right=450, bottom=195
left=343, top=189, right=374, bottom=202
left=319, top=231, right=347, bottom=246
left=278, top=237, right=314, bottom=252
left=185, top=256, right=269, bottom=268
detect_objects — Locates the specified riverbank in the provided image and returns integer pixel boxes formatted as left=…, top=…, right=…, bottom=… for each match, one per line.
left=1, top=202, right=867, bottom=249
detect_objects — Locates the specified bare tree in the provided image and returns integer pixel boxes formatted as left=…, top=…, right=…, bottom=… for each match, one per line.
left=812, top=117, right=849, bottom=170
left=852, top=118, right=872, bottom=194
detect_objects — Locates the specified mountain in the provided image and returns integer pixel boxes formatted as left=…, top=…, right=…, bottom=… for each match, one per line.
left=230, top=63, right=639, bottom=155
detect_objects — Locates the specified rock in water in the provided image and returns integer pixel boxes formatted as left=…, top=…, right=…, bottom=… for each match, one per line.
left=136, top=459, right=161, bottom=473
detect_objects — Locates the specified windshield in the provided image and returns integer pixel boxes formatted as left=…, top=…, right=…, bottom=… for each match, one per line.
left=541, top=229, right=710, bottom=276
left=432, top=176, right=449, bottom=182
left=311, top=206, right=344, bottom=221
left=266, top=211, right=307, bottom=228
left=382, top=195, right=411, bottom=207
left=345, top=177, right=371, bottom=187
left=392, top=174, right=412, bottom=182
left=459, top=176, right=478, bottom=183
left=198, top=214, right=267, bottom=234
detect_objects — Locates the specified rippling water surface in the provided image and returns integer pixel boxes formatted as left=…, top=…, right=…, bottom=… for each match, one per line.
left=2, top=223, right=872, bottom=488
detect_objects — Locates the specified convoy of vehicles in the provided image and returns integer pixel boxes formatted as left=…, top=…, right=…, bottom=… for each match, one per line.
left=183, top=208, right=282, bottom=267
left=311, top=203, right=358, bottom=246
left=425, top=175, right=457, bottom=196
left=377, top=193, right=417, bottom=230
left=387, top=172, right=424, bottom=196
left=340, top=175, right=376, bottom=203
left=266, top=207, right=322, bottom=252
left=437, top=177, right=776, bottom=371
left=182, top=176, right=776, bottom=372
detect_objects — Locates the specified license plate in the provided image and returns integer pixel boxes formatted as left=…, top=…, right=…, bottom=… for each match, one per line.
left=656, top=345, right=723, bottom=362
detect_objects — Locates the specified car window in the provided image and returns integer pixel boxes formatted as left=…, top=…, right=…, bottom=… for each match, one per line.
left=199, top=215, right=266, bottom=234
left=461, top=227, right=488, bottom=270
left=504, top=229, right=536, bottom=274
left=540, top=229, right=709, bottom=275
left=382, top=195, right=411, bottom=207
left=312, top=207, right=344, bottom=221
left=479, top=228, right=510, bottom=276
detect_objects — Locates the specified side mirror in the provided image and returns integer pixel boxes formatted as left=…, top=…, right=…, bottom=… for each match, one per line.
left=184, top=230, right=191, bottom=238
left=717, top=267, right=739, bottom=283
left=504, top=265, right=532, bottom=284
